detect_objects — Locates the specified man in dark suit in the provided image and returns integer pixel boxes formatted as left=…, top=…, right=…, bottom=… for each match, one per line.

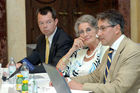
left=17, top=6, right=73, bottom=73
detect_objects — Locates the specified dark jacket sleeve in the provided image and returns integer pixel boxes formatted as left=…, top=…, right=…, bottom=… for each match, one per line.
left=48, top=28, right=73, bottom=66
left=26, top=35, right=45, bottom=65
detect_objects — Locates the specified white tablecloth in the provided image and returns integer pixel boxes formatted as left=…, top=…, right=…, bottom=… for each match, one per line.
left=0, top=73, right=91, bottom=93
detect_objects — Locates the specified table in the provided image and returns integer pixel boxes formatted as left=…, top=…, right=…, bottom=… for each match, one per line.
left=0, top=69, right=91, bottom=93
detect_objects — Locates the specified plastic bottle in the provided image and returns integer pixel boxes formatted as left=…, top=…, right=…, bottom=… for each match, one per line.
left=33, top=78, right=38, bottom=93
left=22, top=80, right=28, bottom=93
left=8, top=57, right=16, bottom=75
left=8, top=57, right=16, bottom=84
left=16, top=74, right=23, bottom=92
left=20, top=62, right=29, bottom=80
left=28, top=74, right=38, bottom=93
left=28, top=74, right=34, bottom=93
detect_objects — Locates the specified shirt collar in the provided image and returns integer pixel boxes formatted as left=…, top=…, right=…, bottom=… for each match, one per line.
left=45, top=27, right=57, bottom=45
left=111, top=34, right=125, bottom=51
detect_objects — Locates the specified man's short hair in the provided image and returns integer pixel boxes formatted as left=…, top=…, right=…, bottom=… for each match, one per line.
left=36, top=6, right=57, bottom=20
left=97, top=9, right=125, bottom=34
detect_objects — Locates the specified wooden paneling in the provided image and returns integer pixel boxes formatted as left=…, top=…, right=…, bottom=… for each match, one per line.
left=118, top=0, right=130, bottom=37
left=0, top=0, right=7, bottom=67
left=26, top=0, right=130, bottom=43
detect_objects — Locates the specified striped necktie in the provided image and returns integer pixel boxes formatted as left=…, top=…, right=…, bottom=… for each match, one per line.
left=103, top=48, right=114, bottom=84
left=45, top=38, right=50, bottom=64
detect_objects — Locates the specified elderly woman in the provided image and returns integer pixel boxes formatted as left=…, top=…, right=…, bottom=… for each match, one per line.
left=57, top=15, right=108, bottom=77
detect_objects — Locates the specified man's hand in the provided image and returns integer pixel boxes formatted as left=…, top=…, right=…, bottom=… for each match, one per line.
left=68, top=79, right=83, bottom=90
left=49, top=81, right=53, bottom=86
left=16, top=63, right=22, bottom=69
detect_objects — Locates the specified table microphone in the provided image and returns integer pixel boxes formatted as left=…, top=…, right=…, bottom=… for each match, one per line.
left=2, top=65, right=22, bottom=81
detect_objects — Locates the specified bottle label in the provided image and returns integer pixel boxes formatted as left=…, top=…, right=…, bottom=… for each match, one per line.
left=9, top=66, right=16, bottom=75
left=16, top=84, right=22, bottom=91
left=22, top=91, right=28, bottom=93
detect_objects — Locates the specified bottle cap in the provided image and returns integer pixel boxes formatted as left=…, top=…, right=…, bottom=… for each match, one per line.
left=10, top=57, right=14, bottom=61
left=23, top=80, right=28, bottom=83
left=17, top=74, right=23, bottom=77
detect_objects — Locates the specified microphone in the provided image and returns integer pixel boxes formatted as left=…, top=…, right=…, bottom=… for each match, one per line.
left=8, top=65, right=23, bottom=79
left=2, top=65, right=22, bottom=81
left=2, top=58, right=35, bottom=81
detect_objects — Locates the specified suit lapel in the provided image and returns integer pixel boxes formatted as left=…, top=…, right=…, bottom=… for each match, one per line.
left=49, top=28, right=60, bottom=63
left=40, top=35, right=46, bottom=62
left=100, top=48, right=109, bottom=82
left=107, top=36, right=128, bottom=82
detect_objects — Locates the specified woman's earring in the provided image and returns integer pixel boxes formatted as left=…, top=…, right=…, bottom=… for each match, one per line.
left=96, top=34, right=99, bottom=38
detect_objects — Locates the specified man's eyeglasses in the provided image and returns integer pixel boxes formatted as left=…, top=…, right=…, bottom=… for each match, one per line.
left=97, top=25, right=116, bottom=32
left=38, top=20, right=53, bottom=26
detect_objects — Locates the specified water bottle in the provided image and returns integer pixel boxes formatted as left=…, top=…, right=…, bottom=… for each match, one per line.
left=20, top=62, right=29, bottom=80
left=8, top=57, right=16, bottom=84
left=28, top=74, right=38, bottom=93
left=34, top=79, right=38, bottom=93
left=22, top=80, right=28, bottom=93
left=8, top=57, right=16, bottom=75
left=28, top=74, right=34, bottom=93
left=16, top=74, right=23, bottom=92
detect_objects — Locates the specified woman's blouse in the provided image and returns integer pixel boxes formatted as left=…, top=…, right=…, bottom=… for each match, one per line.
left=62, top=42, right=108, bottom=77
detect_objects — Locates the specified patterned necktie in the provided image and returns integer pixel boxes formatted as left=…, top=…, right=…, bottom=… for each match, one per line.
left=45, top=38, right=50, bottom=64
left=103, top=48, right=114, bottom=84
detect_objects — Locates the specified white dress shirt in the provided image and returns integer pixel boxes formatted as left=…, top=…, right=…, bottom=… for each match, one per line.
left=111, top=34, right=125, bottom=60
left=45, top=27, right=57, bottom=49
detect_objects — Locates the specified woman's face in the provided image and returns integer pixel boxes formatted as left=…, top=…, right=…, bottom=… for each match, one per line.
left=78, top=22, right=97, bottom=46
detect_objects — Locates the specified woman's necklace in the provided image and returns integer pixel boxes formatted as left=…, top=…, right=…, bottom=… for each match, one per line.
left=85, top=42, right=101, bottom=58
left=85, top=48, right=97, bottom=58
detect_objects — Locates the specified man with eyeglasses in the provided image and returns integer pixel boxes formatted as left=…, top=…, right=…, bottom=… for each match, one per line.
left=16, top=6, right=73, bottom=73
left=67, top=9, right=140, bottom=93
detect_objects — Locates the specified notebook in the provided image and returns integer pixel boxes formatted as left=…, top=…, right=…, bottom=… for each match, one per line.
left=43, top=63, right=71, bottom=93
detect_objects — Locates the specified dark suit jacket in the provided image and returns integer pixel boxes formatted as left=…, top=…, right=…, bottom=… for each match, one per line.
left=23, top=27, right=73, bottom=73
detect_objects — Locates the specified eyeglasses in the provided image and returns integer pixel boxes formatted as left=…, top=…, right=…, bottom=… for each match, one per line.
left=78, top=27, right=92, bottom=35
left=97, top=25, right=116, bottom=32
left=38, top=20, right=54, bottom=26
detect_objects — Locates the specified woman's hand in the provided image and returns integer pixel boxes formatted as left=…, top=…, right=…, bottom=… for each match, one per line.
left=56, top=37, right=85, bottom=71
left=71, top=37, right=85, bottom=51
